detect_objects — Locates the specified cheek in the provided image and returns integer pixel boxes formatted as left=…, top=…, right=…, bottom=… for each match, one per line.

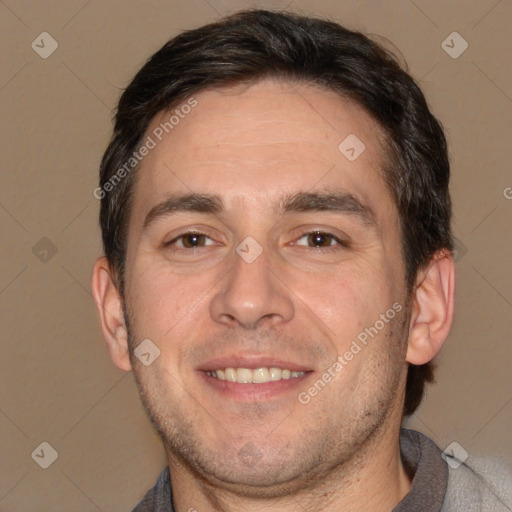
left=287, top=262, right=390, bottom=340
left=126, top=263, right=213, bottom=339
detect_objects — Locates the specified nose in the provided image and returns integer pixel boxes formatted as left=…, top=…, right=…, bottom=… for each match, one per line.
left=209, top=246, right=294, bottom=330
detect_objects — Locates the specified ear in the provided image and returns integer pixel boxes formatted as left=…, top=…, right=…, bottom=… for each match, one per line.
left=406, top=249, right=455, bottom=365
left=91, top=257, right=132, bottom=371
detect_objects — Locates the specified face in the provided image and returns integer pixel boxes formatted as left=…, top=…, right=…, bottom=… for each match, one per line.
left=122, top=80, right=411, bottom=493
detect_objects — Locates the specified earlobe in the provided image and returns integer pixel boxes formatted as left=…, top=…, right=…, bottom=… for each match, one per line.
left=91, top=257, right=132, bottom=372
left=406, top=250, right=455, bottom=365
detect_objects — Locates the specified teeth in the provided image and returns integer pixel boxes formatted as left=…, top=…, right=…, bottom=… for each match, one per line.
left=236, top=368, right=252, bottom=383
left=269, top=367, right=282, bottom=381
left=252, top=367, right=270, bottom=383
left=207, top=367, right=306, bottom=383
left=224, top=368, right=237, bottom=382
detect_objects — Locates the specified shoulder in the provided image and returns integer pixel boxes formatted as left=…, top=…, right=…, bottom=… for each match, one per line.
left=398, top=429, right=512, bottom=512
left=442, top=454, right=512, bottom=511
left=131, top=467, right=173, bottom=512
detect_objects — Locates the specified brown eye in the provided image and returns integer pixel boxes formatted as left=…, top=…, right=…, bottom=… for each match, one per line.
left=293, top=230, right=348, bottom=250
left=165, top=232, right=215, bottom=249
left=181, top=233, right=206, bottom=248
left=307, top=231, right=335, bottom=247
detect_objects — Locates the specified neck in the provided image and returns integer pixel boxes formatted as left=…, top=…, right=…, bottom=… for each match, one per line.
left=166, top=424, right=412, bottom=512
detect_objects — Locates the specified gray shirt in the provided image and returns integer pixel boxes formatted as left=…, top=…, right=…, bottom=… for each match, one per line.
left=132, top=429, right=510, bottom=511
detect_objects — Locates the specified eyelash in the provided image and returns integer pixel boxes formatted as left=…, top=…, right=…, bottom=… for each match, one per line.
left=164, top=231, right=217, bottom=249
left=164, top=230, right=349, bottom=251
left=294, top=231, right=349, bottom=250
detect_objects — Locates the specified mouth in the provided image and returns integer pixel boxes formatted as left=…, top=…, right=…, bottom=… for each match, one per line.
left=196, top=356, right=314, bottom=401
left=206, top=367, right=306, bottom=383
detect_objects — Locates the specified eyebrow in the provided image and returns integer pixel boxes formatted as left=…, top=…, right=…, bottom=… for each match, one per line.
left=278, top=191, right=377, bottom=229
left=143, top=193, right=223, bottom=230
left=142, top=190, right=378, bottom=232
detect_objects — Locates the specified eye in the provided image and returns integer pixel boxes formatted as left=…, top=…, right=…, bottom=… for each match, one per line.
left=165, top=232, right=216, bottom=249
left=294, top=231, right=347, bottom=248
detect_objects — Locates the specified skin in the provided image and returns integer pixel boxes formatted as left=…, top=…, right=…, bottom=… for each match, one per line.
left=92, top=79, right=455, bottom=511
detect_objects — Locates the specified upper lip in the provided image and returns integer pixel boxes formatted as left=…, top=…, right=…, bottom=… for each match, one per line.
left=196, top=354, right=313, bottom=372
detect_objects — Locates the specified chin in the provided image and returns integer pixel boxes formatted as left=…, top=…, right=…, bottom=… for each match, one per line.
left=166, top=433, right=339, bottom=498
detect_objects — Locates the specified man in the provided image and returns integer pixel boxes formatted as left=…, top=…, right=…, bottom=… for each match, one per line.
left=91, top=9, right=510, bottom=512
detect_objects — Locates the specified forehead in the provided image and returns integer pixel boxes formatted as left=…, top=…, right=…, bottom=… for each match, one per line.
left=130, top=79, right=395, bottom=226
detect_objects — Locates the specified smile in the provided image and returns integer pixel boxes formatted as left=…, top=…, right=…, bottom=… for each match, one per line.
left=206, top=367, right=306, bottom=383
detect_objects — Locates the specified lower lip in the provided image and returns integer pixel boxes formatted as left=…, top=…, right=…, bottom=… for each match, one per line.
left=198, top=371, right=313, bottom=401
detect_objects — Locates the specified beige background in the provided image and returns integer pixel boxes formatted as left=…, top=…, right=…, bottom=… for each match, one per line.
left=1, top=0, right=511, bottom=510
